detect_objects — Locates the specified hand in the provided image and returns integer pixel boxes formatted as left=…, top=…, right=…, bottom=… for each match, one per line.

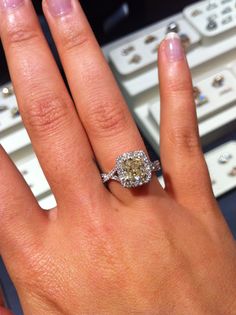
left=0, top=1, right=235, bottom=314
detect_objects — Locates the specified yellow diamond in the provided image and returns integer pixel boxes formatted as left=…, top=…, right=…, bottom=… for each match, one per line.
left=122, top=157, right=147, bottom=182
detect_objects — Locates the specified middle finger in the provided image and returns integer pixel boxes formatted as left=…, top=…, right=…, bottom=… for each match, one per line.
left=0, top=0, right=104, bottom=213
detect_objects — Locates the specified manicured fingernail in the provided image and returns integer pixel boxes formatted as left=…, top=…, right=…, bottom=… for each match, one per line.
left=164, top=32, right=184, bottom=62
left=0, top=284, right=6, bottom=307
left=0, top=0, right=24, bottom=9
left=47, top=0, right=72, bottom=16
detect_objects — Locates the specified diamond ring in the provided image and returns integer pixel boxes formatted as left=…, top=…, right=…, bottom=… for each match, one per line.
left=101, top=151, right=161, bottom=188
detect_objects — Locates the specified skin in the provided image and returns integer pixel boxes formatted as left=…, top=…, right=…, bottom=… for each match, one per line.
left=0, top=0, right=236, bottom=314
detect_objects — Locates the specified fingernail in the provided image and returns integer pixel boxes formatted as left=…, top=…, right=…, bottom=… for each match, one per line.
left=164, top=32, right=185, bottom=62
left=0, top=283, right=6, bottom=307
left=0, top=0, right=24, bottom=9
left=47, top=0, right=72, bottom=16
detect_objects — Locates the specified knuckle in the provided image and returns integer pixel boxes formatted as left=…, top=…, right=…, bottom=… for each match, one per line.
left=5, top=23, right=40, bottom=47
left=85, top=98, right=128, bottom=138
left=22, top=95, right=71, bottom=136
left=168, top=127, right=201, bottom=154
left=60, top=25, right=89, bottom=53
left=167, top=76, right=193, bottom=94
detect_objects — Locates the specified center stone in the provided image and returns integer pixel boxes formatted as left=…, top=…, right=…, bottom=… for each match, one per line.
left=121, top=157, right=147, bottom=182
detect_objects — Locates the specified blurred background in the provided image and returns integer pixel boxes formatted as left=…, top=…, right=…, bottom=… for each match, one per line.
left=0, top=0, right=196, bottom=83
left=0, top=1, right=236, bottom=314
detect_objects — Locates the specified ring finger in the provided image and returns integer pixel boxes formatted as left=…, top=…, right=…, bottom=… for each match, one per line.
left=42, top=0, right=164, bottom=201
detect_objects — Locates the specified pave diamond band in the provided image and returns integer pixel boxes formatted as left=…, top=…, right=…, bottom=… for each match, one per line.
left=101, top=151, right=161, bottom=188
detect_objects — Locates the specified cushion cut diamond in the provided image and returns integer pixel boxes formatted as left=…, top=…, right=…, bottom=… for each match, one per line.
left=122, top=158, right=147, bottom=181
left=116, top=151, right=152, bottom=188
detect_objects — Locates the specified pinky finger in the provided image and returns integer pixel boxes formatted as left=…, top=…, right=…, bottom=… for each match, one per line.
left=158, top=33, right=215, bottom=210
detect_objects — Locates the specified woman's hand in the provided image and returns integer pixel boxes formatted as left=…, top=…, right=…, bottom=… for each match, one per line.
left=0, top=1, right=236, bottom=314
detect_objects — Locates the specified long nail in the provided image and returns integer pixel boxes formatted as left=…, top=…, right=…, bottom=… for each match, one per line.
left=164, top=32, right=185, bottom=62
left=0, top=0, right=24, bottom=10
left=46, top=0, right=73, bottom=17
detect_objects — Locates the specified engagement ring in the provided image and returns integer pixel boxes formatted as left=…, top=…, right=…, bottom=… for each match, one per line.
left=101, top=150, right=161, bottom=188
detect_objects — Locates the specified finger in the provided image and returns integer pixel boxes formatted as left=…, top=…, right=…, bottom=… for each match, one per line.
left=0, top=146, right=45, bottom=257
left=42, top=0, right=163, bottom=200
left=0, top=0, right=105, bottom=210
left=158, top=33, right=214, bottom=209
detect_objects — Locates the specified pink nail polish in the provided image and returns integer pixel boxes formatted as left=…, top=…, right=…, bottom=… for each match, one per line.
left=164, top=32, right=185, bottom=62
left=0, top=285, right=6, bottom=308
left=47, top=0, right=72, bottom=16
left=0, top=0, right=24, bottom=9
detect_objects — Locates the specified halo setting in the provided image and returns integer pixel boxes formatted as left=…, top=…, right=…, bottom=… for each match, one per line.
left=101, top=151, right=161, bottom=188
